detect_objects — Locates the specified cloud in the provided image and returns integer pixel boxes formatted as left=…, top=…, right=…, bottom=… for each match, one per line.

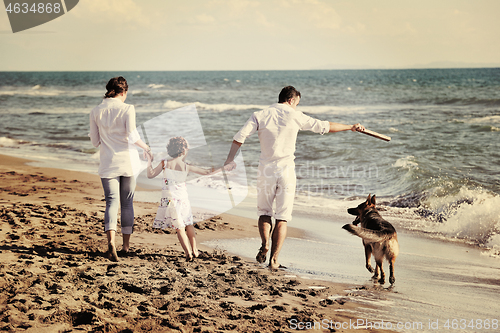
left=2, top=0, right=499, bottom=70
left=298, top=0, right=342, bottom=30
left=184, top=0, right=341, bottom=33
left=195, top=14, right=216, bottom=24
left=258, top=0, right=342, bottom=32
left=74, top=0, right=150, bottom=28
left=0, top=9, right=11, bottom=31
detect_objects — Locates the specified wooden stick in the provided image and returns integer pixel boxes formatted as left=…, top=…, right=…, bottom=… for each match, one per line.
left=360, top=129, right=391, bottom=142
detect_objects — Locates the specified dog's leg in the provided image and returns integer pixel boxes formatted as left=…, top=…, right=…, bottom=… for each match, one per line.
left=371, top=266, right=379, bottom=281
left=389, top=257, right=396, bottom=285
left=364, top=242, right=374, bottom=273
left=376, top=259, right=385, bottom=284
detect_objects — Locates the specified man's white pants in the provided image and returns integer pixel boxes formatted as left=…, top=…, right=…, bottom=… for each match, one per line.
left=257, top=164, right=296, bottom=221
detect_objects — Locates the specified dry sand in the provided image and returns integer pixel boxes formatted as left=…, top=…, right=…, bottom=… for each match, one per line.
left=0, top=154, right=392, bottom=332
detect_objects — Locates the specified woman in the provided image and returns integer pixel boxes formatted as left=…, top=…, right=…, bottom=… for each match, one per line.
left=89, top=76, right=151, bottom=262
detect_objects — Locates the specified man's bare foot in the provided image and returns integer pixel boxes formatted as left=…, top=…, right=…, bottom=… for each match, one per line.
left=269, top=262, right=280, bottom=271
left=256, top=246, right=268, bottom=263
left=269, top=256, right=287, bottom=271
left=269, top=263, right=287, bottom=271
left=108, top=244, right=119, bottom=262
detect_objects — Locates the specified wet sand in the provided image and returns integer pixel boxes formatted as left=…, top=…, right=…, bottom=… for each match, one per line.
left=0, top=154, right=393, bottom=332
left=209, top=210, right=500, bottom=333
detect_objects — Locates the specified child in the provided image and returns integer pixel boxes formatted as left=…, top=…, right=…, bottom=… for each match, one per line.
left=147, top=136, right=233, bottom=261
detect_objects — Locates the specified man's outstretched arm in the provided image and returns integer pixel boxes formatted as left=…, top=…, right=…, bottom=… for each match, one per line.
left=329, top=122, right=365, bottom=133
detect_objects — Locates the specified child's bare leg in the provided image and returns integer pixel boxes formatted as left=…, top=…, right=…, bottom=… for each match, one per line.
left=186, top=224, right=198, bottom=257
left=176, top=228, right=193, bottom=260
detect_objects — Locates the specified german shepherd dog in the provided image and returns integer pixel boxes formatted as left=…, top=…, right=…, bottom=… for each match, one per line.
left=343, top=194, right=399, bottom=285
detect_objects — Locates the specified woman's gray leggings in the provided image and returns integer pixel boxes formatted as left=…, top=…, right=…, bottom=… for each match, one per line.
left=101, top=176, right=136, bottom=234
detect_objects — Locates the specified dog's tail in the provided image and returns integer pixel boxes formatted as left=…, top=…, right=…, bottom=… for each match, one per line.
left=342, top=224, right=394, bottom=243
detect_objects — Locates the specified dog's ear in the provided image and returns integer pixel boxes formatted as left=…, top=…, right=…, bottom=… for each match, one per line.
left=366, top=194, right=371, bottom=204
left=371, top=195, right=376, bottom=206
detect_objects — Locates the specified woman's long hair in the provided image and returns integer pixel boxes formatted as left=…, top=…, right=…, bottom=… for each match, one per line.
left=104, top=76, right=128, bottom=98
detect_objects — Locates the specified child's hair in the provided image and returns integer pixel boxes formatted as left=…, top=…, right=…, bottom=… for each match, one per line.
left=167, top=137, right=189, bottom=158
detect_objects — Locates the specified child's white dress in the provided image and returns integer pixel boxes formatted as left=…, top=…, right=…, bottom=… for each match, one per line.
left=153, top=164, right=194, bottom=230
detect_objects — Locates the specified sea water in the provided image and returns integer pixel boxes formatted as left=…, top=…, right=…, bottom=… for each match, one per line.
left=2, top=69, right=500, bottom=331
left=1, top=69, right=499, bottom=251
left=204, top=201, right=500, bottom=332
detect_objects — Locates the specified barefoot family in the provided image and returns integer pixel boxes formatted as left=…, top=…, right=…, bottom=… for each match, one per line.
left=90, top=78, right=365, bottom=268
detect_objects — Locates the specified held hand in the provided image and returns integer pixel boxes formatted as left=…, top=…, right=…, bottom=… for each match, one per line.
left=351, top=123, right=365, bottom=132
left=144, top=149, right=153, bottom=162
left=224, top=161, right=237, bottom=171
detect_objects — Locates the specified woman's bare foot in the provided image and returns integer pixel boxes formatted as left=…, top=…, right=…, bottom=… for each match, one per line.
left=186, top=254, right=194, bottom=262
left=108, top=244, right=119, bottom=262
left=118, top=249, right=131, bottom=257
left=193, top=248, right=199, bottom=258
left=122, top=234, right=131, bottom=253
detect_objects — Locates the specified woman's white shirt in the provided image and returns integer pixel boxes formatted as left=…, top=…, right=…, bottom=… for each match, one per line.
left=89, top=98, right=141, bottom=178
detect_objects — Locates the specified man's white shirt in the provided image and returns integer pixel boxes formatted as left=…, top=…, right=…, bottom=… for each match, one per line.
left=233, top=103, right=329, bottom=169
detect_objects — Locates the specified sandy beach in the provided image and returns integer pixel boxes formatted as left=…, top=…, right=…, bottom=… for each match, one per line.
left=0, top=154, right=395, bottom=333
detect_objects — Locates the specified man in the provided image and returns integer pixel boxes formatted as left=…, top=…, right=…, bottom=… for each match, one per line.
left=225, top=86, right=365, bottom=269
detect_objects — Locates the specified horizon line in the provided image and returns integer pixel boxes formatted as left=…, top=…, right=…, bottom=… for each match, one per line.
left=1, top=66, right=500, bottom=73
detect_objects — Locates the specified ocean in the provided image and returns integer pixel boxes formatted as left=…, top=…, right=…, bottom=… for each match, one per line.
left=2, top=69, right=500, bottom=331
left=1, top=69, right=499, bottom=252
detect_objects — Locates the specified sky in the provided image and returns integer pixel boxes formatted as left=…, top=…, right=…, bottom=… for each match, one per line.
left=1, top=0, right=500, bottom=71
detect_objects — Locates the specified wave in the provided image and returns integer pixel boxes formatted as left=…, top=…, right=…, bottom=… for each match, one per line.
left=0, top=137, right=29, bottom=147
left=453, top=115, right=500, bottom=125
left=0, top=137, right=89, bottom=154
left=0, top=87, right=104, bottom=98
left=393, top=155, right=418, bottom=169
left=162, top=100, right=379, bottom=115
left=345, top=154, right=500, bottom=252
left=163, top=100, right=267, bottom=113
left=147, top=84, right=165, bottom=89
left=286, top=172, right=500, bottom=254
left=437, top=97, right=500, bottom=107
left=0, top=90, right=63, bottom=97
left=0, top=107, right=95, bottom=115
left=401, top=97, right=500, bottom=107
left=385, top=187, right=500, bottom=251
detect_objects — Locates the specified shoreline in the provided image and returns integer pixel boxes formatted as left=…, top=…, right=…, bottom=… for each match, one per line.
left=0, top=153, right=394, bottom=332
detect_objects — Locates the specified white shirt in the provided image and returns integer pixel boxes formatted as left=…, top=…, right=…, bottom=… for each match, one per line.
left=89, top=98, right=141, bottom=178
left=233, top=103, right=329, bottom=169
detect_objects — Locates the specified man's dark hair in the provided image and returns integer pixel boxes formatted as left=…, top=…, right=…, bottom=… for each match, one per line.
left=278, top=86, right=301, bottom=103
